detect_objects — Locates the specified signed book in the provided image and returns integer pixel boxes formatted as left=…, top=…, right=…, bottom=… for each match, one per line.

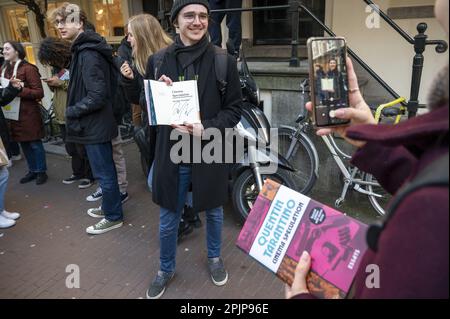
left=236, top=179, right=368, bottom=299
left=144, top=79, right=201, bottom=126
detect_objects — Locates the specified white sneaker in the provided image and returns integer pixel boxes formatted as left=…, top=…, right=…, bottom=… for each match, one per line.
left=11, top=154, right=22, bottom=161
left=1, top=210, right=21, bottom=220
left=86, top=187, right=103, bottom=202
left=0, top=215, right=16, bottom=228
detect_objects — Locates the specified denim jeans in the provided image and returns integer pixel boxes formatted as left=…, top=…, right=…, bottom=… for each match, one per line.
left=20, top=140, right=47, bottom=173
left=159, top=165, right=223, bottom=273
left=0, top=167, right=8, bottom=212
left=209, top=0, right=243, bottom=53
left=84, top=143, right=123, bottom=222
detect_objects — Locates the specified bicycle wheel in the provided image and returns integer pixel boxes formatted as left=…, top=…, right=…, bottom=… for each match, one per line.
left=232, top=168, right=297, bottom=223
left=274, top=127, right=317, bottom=195
left=364, top=173, right=391, bottom=216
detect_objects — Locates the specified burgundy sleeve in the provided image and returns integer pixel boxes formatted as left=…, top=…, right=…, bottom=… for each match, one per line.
left=350, top=142, right=417, bottom=195
left=18, top=66, right=44, bottom=100
left=354, top=188, right=449, bottom=298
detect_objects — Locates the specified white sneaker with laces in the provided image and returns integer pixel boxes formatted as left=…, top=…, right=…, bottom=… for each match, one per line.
left=1, top=210, right=20, bottom=220
left=86, top=187, right=103, bottom=202
left=0, top=215, right=16, bottom=228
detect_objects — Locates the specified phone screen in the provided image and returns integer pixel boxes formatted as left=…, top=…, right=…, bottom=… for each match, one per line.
left=309, top=38, right=350, bottom=127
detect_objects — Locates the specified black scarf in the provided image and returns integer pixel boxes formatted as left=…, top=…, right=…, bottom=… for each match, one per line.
left=174, top=35, right=209, bottom=81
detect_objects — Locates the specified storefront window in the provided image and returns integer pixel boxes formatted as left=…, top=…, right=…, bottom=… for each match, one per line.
left=6, top=7, right=31, bottom=43
left=93, top=0, right=125, bottom=37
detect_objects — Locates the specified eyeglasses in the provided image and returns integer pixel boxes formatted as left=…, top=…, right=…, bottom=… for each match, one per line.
left=182, top=12, right=209, bottom=23
left=53, top=19, right=66, bottom=27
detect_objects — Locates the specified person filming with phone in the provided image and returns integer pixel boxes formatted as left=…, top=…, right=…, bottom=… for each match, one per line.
left=287, top=0, right=448, bottom=299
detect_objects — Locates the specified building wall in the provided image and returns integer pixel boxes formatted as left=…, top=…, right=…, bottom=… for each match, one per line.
left=330, top=0, right=448, bottom=103
left=238, top=0, right=447, bottom=104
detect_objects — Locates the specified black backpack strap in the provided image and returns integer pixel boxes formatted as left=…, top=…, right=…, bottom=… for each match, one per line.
left=214, top=46, right=228, bottom=97
left=367, top=152, right=449, bottom=251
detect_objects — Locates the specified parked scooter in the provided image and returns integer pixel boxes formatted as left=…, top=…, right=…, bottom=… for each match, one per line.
left=227, top=42, right=297, bottom=222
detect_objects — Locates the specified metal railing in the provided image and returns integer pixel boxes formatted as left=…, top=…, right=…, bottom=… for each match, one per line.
left=157, top=0, right=448, bottom=117
left=364, top=0, right=447, bottom=117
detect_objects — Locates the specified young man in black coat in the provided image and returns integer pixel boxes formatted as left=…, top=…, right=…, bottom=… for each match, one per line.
left=141, top=0, right=242, bottom=299
left=52, top=3, right=123, bottom=235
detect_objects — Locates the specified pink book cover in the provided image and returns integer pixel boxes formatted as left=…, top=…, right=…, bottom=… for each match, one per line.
left=236, top=180, right=368, bottom=299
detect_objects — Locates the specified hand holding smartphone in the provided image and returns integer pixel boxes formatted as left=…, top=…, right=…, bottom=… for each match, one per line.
left=307, top=37, right=351, bottom=128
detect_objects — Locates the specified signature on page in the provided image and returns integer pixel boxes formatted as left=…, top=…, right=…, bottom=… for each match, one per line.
left=173, top=101, right=194, bottom=122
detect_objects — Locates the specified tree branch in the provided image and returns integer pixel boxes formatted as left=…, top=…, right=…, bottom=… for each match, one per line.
left=13, top=0, right=48, bottom=39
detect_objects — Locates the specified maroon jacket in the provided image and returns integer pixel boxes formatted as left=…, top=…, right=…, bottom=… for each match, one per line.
left=4, top=61, right=45, bottom=142
left=295, top=106, right=449, bottom=299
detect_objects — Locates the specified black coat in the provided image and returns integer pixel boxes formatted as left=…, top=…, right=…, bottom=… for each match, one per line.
left=0, top=84, right=20, bottom=107
left=117, top=36, right=133, bottom=64
left=65, top=31, right=118, bottom=144
left=127, top=43, right=242, bottom=212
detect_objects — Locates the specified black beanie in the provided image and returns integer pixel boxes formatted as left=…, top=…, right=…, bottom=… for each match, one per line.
left=170, top=0, right=210, bottom=23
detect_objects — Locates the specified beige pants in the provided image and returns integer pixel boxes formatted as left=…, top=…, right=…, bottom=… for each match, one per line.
left=112, top=130, right=128, bottom=194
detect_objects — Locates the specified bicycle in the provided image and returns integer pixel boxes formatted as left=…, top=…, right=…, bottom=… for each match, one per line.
left=275, top=80, right=406, bottom=216
left=40, top=102, right=61, bottom=143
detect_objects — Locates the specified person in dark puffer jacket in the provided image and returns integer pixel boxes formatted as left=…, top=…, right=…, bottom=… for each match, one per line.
left=51, top=3, right=123, bottom=235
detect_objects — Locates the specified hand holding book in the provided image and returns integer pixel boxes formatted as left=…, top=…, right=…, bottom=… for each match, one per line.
left=285, top=251, right=312, bottom=298
left=236, top=179, right=368, bottom=299
left=171, top=122, right=204, bottom=137
left=144, top=77, right=201, bottom=126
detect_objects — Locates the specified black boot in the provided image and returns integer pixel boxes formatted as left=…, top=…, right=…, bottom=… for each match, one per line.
left=177, top=218, right=193, bottom=242
left=36, top=172, right=48, bottom=185
left=183, top=206, right=202, bottom=229
left=20, top=172, right=37, bottom=184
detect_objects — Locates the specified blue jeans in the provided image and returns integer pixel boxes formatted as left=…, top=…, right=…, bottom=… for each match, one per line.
left=0, top=167, right=8, bottom=212
left=209, top=0, right=243, bottom=53
left=84, top=143, right=123, bottom=222
left=20, top=140, right=47, bottom=173
left=159, top=165, right=223, bottom=273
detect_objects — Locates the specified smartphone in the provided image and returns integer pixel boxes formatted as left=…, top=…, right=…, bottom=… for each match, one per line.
left=307, top=37, right=351, bottom=128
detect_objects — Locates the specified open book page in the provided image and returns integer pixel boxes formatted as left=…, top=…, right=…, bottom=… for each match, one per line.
left=321, top=78, right=335, bottom=92
left=144, top=80, right=201, bottom=126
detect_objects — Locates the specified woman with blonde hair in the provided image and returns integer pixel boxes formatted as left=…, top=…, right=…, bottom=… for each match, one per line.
left=123, top=14, right=173, bottom=78
left=120, top=13, right=172, bottom=171
left=121, top=14, right=172, bottom=128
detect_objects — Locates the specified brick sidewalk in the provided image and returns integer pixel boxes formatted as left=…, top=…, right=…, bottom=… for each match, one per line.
left=0, top=142, right=284, bottom=299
